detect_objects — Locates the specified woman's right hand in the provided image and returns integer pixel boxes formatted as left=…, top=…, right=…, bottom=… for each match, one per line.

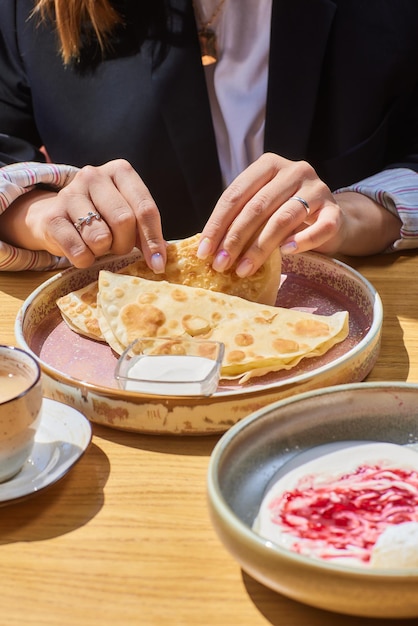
left=0, top=159, right=167, bottom=271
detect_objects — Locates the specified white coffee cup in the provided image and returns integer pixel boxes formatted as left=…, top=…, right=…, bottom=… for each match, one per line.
left=0, top=345, right=43, bottom=482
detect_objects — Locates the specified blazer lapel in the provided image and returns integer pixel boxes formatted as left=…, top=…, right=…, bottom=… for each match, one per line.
left=265, top=0, right=337, bottom=159
left=151, top=0, right=223, bottom=221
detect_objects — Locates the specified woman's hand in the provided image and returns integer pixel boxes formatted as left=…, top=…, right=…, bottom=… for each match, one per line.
left=0, top=159, right=167, bottom=271
left=197, top=153, right=401, bottom=275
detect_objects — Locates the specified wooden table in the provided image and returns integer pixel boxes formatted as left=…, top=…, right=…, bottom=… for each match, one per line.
left=1, top=251, right=418, bottom=626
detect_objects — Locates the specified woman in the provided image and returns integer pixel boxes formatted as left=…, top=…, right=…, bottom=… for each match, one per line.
left=0, top=0, right=415, bottom=272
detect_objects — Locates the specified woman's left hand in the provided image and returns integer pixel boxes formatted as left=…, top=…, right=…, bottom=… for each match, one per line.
left=196, top=153, right=400, bottom=275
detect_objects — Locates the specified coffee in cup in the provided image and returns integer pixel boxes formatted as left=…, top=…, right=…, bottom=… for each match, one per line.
left=0, top=345, right=43, bottom=482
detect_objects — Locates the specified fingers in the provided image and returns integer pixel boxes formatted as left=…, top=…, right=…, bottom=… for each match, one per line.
left=198, top=153, right=286, bottom=259
left=279, top=203, right=342, bottom=256
left=233, top=194, right=339, bottom=277
left=109, top=161, right=165, bottom=271
left=50, top=160, right=166, bottom=270
left=198, top=153, right=340, bottom=276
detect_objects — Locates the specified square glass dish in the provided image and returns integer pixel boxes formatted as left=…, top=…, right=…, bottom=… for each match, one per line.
left=115, top=337, right=224, bottom=397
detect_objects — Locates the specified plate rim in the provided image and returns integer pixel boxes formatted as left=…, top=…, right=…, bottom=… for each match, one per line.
left=14, top=251, right=383, bottom=401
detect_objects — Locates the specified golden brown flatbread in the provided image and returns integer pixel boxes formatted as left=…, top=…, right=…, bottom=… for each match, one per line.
left=57, top=282, right=101, bottom=340
left=122, top=233, right=282, bottom=304
left=96, top=270, right=349, bottom=383
left=57, top=234, right=282, bottom=341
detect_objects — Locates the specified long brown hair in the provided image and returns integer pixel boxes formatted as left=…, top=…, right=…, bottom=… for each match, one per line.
left=32, top=0, right=122, bottom=64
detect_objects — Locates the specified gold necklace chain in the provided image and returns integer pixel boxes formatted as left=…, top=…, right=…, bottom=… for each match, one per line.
left=193, top=0, right=227, bottom=30
left=193, top=0, right=227, bottom=66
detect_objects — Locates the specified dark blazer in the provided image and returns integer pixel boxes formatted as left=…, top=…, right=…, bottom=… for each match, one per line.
left=1, top=0, right=418, bottom=238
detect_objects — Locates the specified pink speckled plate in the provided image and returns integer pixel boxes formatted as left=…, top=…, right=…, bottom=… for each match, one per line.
left=15, top=251, right=382, bottom=435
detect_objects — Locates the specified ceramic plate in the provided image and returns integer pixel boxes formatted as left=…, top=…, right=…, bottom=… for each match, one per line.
left=0, top=398, right=92, bottom=505
left=15, top=251, right=382, bottom=434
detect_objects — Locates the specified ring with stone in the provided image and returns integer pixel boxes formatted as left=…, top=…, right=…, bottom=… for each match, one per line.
left=74, top=211, right=101, bottom=232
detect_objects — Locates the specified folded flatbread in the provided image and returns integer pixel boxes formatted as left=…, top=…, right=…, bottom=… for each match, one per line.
left=97, top=270, right=349, bottom=383
left=57, top=234, right=282, bottom=342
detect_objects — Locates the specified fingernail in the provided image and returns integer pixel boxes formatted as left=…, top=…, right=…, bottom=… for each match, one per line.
left=197, top=237, right=212, bottom=259
left=280, top=241, right=298, bottom=255
left=213, top=249, right=230, bottom=272
left=151, top=252, right=165, bottom=274
left=236, top=258, right=254, bottom=278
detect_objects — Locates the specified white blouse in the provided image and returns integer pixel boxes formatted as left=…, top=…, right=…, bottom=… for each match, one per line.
left=193, top=0, right=273, bottom=186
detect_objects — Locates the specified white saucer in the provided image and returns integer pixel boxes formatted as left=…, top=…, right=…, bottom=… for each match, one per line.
left=0, top=397, right=92, bottom=505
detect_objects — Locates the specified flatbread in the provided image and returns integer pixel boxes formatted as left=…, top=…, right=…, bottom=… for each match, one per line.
left=96, top=270, right=349, bottom=383
left=57, top=234, right=282, bottom=342
left=57, top=281, right=101, bottom=340
left=123, top=233, right=282, bottom=304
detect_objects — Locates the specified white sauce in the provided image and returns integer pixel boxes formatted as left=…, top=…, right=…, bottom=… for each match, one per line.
left=371, top=521, right=418, bottom=568
left=123, top=354, right=219, bottom=396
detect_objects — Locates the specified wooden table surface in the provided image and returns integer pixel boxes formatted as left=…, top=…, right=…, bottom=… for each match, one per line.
left=1, top=251, right=418, bottom=626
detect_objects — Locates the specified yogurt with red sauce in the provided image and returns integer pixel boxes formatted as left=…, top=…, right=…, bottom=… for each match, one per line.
left=253, top=442, right=418, bottom=568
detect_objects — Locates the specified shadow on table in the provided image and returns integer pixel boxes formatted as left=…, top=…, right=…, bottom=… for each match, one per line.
left=242, top=571, right=418, bottom=625
left=93, top=423, right=221, bottom=457
left=0, top=442, right=109, bottom=544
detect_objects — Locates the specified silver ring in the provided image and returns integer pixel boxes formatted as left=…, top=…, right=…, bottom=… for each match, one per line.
left=291, top=196, right=310, bottom=216
left=74, top=211, right=101, bottom=232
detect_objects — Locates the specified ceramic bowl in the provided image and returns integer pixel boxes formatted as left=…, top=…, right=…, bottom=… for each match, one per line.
left=207, top=382, right=418, bottom=618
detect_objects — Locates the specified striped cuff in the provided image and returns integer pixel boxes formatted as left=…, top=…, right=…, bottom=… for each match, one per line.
left=0, top=161, right=79, bottom=270
left=335, top=168, right=418, bottom=252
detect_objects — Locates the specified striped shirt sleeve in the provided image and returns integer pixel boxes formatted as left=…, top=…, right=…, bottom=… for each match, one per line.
left=335, top=167, right=418, bottom=252
left=0, top=161, right=79, bottom=270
